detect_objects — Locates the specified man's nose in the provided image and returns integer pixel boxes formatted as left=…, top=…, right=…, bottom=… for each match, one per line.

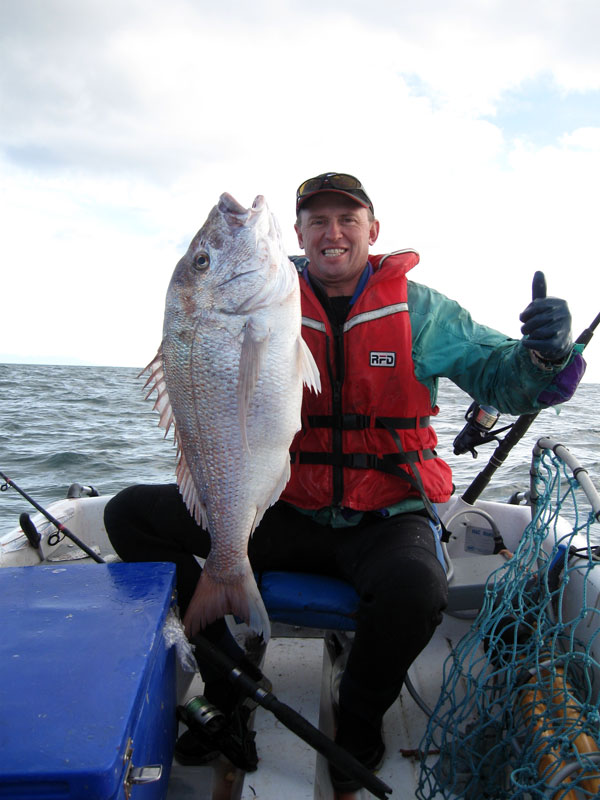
left=325, top=220, right=342, bottom=239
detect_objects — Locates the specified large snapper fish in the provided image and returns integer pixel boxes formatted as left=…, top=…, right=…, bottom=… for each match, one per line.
left=143, top=193, right=320, bottom=641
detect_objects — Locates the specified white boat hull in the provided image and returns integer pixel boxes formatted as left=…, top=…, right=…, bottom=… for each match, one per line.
left=1, top=460, right=599, bottom=799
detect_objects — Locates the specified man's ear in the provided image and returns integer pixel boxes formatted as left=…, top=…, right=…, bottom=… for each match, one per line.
left=369, top=219, right=380, bottom=246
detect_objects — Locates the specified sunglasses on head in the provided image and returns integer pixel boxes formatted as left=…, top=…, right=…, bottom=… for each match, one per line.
left=297, top=173, right=363, bottom=196
left=296, top=172, right=374, bottom=213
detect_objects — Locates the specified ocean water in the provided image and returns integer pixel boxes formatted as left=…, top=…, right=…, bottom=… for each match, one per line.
left=1, top=362, right=600, bottom=537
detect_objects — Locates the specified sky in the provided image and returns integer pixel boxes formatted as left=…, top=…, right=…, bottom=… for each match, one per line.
left=1, top=0, right=600, bottom=381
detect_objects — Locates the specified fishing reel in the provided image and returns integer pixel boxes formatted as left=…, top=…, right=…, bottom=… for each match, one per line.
left=453, top=402, right=501, bottom=458
left=178, top=695, right=227, bottom=737
left=175, top=695, right=258, bottom=771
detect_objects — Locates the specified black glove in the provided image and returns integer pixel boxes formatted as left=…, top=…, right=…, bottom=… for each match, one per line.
left=520, top=271, right=572, bottom=363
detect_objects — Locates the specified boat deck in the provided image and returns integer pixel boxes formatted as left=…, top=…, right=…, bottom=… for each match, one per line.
left=167, top=613, right=472, bottom=800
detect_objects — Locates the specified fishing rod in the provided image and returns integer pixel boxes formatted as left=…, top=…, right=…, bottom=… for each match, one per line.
left=192, top=635, right=393, bottom=799
left=460, top=279, right=600, bottom=506
left=0, top=471, right=105, bottom=564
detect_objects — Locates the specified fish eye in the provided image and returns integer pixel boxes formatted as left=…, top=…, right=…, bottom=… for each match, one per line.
left=193, top=252, right=210, bottom=271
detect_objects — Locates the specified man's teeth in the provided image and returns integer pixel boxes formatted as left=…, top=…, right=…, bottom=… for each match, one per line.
left=323, top=249, right=346, bottom=256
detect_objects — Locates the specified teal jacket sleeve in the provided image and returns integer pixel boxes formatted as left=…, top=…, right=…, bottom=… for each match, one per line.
left=407, top=281, right=576, bottom=415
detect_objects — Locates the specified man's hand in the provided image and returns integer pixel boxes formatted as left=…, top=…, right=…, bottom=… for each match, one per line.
left=520, top=271, right=572, bottom=363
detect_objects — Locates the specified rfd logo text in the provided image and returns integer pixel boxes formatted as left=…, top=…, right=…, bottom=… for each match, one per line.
left=369, top=351, right=396, bottom=367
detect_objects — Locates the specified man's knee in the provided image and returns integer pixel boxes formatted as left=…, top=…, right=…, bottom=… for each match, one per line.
left=104, top=481, right=148, bottom=519
left=360, top=556, right=447, bottom=626
left=104, top=484, right=171, bottom=551
left=104, top=486, right=142, bottom=555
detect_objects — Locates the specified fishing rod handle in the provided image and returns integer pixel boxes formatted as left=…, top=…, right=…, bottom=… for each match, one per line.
left=193, top=636, right=392, bottom=798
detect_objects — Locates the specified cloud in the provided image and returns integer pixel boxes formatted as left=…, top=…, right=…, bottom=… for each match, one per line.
left=1, top=0, right=600, bottom=379
left=3, top=1, right=599, bottom=182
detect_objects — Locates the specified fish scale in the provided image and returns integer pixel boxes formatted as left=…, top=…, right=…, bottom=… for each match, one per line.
left=142, top=192, right=320, bottom=641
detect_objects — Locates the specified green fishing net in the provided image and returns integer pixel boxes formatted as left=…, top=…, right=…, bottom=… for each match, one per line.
left=417, top=438, right=600, bottom=799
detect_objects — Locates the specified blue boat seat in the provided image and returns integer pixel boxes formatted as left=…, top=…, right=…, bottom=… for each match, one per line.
left=256, top=571, right=358, bottom=631
left=254, top=550, right=509, bottom=630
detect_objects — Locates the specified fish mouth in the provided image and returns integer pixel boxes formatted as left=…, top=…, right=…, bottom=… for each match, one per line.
left=219, top=193, right=266, bottom=226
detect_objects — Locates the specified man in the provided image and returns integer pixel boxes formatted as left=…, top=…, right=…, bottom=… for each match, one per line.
left=105, top=172, right=584, bottom=793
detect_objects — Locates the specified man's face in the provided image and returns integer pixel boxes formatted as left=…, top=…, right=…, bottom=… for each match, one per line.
left=295, top=193, right=380, bottom=296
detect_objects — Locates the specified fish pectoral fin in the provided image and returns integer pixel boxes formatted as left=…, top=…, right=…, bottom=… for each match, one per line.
left=238, top=316, right=271, bottom=451
left=251, top=458, right=292, bottom=534
left=297, top=335, right=321, bottom=394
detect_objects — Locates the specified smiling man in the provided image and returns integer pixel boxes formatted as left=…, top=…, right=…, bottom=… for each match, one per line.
left=104, top=171, right=585, bottom=794
left=282, top=170, right=584, bottom=790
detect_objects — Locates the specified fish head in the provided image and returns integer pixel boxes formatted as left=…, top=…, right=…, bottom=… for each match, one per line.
left=166, top=193, right=294, bottom=318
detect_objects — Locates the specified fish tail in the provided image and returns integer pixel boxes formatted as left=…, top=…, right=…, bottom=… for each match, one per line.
left=244, top=570, right=271, bottom=643
left=199, top=562, right=271, bottom=642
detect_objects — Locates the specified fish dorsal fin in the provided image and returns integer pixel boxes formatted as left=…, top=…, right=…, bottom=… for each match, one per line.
left=238, top=317, right=270, bottom=452
left=140, top=345, right=208, bottom=528
left=140, top=346, right=175, bottom=436
left=175, top=441, right=209, bottom=529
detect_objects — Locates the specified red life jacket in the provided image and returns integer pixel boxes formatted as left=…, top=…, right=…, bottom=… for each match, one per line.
left=280, top=250, right=453, bottom=511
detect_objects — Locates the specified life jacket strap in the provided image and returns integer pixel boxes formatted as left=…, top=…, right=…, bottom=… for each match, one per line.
left=306, top=414, right=431, bottom=430
left=291, top=449, right=436, bottom=467
left=377, top=417, right=440, bottom=526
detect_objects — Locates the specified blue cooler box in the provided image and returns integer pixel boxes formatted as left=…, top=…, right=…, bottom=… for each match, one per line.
left=0, top=562, right=178, bottom=799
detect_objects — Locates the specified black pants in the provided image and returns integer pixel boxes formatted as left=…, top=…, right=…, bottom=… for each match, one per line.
left=104, top=484, right=448, bottom=723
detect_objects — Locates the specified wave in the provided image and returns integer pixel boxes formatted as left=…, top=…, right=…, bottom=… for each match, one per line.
left=1, top=364, right=599, bottom=538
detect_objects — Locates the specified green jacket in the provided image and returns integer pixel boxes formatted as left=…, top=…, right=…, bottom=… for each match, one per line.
left=407, top=280, right=572, bottom=415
